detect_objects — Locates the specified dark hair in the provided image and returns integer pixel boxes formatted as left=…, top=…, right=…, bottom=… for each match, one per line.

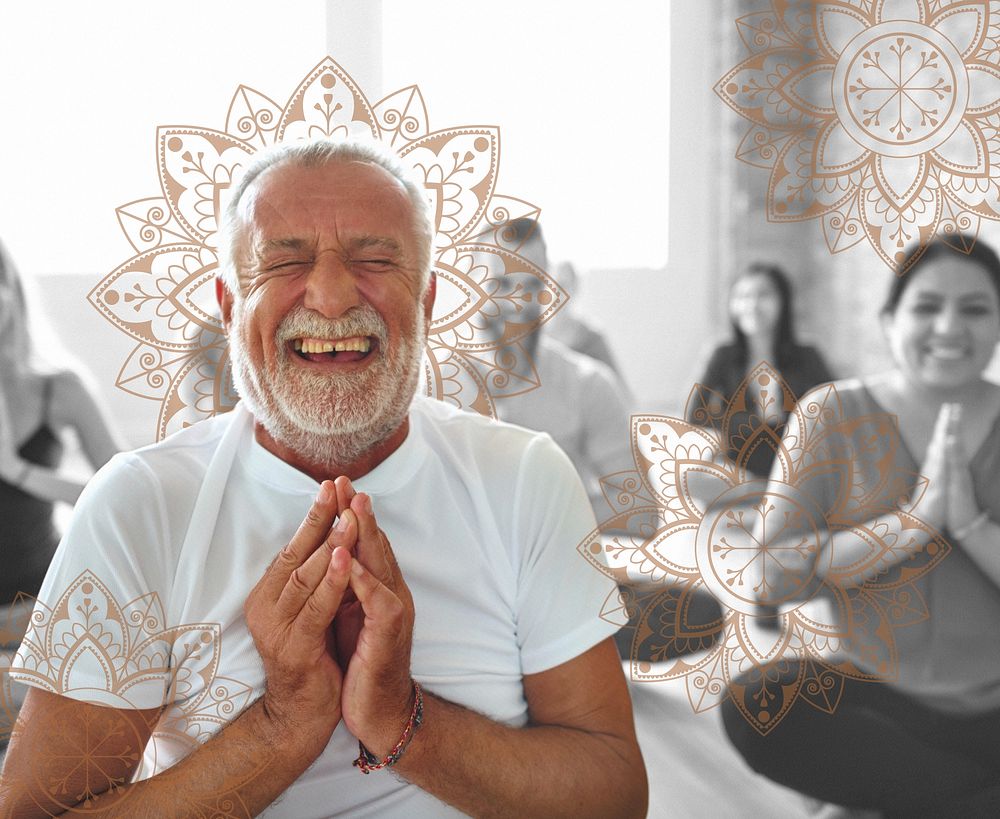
left=729, top=262, right=797, bottom=369
left=882, top=235, right=1000, bottom=314
left=507, top=216, right=544, bottom=249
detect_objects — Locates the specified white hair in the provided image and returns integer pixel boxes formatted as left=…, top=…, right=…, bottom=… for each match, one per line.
left=217, top=137, right=434, bottom=295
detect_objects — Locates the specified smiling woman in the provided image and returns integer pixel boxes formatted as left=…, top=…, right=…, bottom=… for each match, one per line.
left=722, top=236, right=1000, bottom=816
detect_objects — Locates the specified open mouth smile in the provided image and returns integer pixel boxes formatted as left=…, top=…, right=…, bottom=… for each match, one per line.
left=289, top=335, right=378, bottom=365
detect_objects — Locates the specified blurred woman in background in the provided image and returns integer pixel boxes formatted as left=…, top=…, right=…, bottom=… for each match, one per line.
left=723, top=237, right=1000, bottom=816
left=689, top=262, right=834, bottom=477
left=0, top=238, right=123, bottom=605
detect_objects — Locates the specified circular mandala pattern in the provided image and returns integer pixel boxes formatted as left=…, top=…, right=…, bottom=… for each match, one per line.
left=833, top=22, right=968, bottom=157
left=89, top=57, right=563, bottom=442
left=696, top=480, right=826, bottom=615
left=716, top=1, right=1000, bottom=271
left=580, top=362, right=948, bottom=734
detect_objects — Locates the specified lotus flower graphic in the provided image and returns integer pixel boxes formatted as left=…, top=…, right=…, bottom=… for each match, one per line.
left=717, top=0, right=1000, bottom=270
left=581, top=364, right=947, bottom=733
left=90, top=57, right=563, bottom=441
left=5, top=571, right=265, bottom=814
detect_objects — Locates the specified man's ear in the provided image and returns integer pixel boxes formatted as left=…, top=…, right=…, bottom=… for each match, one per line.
left=422, top=272, right=437, bottom=327
left=216, top=277, right=234, bottom=333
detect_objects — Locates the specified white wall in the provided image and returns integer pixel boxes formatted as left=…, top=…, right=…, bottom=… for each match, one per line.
left=574, top=1, right=720, bottom=416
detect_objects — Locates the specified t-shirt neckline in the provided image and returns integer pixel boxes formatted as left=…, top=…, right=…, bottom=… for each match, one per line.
left=237, top=401, right=427, bottom=495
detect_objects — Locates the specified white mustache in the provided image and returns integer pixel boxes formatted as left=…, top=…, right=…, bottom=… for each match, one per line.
left=276, top=305, right=388, bottom=347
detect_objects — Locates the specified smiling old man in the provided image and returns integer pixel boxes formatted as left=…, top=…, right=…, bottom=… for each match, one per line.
left=2, top=139, right=647, bottom=817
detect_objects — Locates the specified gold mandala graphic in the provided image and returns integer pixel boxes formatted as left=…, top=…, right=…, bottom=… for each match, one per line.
left=717, top=0, right=1000, bottom=270
left=4, top=571, right=264, bottom=814
left=581, top=364, right=947, bottom=734
left=89, top=57, right=563, bottom=440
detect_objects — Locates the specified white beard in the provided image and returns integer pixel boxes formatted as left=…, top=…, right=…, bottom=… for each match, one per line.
left=229, top=301, right=425, bottom=469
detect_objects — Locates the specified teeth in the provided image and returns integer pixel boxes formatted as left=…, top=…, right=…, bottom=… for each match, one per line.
left=926, top=346, right=967, bottom=360
left=294, top=336, right=371, bottom=355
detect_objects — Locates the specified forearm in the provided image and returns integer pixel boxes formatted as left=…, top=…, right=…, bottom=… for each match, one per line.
left=955, top=519, right=1000, bottom=590
left=391, top=692, right=646, bottom=819
left=4, top=698, right=323, bottom=818
left=817, top=512, right=933, bottom=587
left=4, top=458, right=86, bottom=505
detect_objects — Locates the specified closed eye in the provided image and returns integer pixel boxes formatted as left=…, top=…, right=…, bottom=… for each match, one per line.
left=353, top=258, right=396, bottom=271
left=265, top=260, right=310, bottom=272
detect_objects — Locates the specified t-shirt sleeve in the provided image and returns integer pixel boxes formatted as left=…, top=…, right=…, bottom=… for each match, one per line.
left=9, top=453, right=176, bottom=709
left=511, top=434, right=619, bottom=675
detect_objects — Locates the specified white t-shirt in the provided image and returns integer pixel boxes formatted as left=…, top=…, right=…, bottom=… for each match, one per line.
left=12, top=396, right=617, bottom=817
left=495, top=336, right=633, bottom=517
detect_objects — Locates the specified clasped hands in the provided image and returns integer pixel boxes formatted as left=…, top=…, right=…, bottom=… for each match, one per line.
left=919, top=402, right=980, bottom=535
left=244, top=476, right=416, bottom=761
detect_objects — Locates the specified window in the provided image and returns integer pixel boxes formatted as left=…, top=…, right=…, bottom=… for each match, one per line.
left=382, top=2, right=670, bottom=270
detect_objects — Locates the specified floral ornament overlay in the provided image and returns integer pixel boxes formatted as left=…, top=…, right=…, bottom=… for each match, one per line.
left=716, top=0, right=1000, bottom=271
left=580, top=364, right=948, bottom=734
left=89, top=57, right=563, bottom=441
left=2, top=571, right=264, bottom=816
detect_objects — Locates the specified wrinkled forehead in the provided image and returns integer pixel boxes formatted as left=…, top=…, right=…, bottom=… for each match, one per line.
left=239, top=159, right=417, bottom=242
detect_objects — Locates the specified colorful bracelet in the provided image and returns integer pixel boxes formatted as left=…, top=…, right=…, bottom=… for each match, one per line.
left=353, top=681, right=424, bottom=775
left=952, top=511, right=991, bottom=542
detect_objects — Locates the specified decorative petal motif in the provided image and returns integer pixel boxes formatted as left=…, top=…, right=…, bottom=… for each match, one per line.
left=91, top=57, right=561, bottom=441
left=736, top=124, right=794, bottom=168
left=275, top=57, right=377, bottom=142
left=966, top=61, right=1000, bottom=112
left=715, top=50, right=824, bottom=132
left=374, top=85, right=430, bottom=147
left=823, top=191, right=868, bottom=251
left=4, top=571, right=267, bottom=815
left=400, top=127, right=500, bottom=247
left=225, top=86, right=283, bottom=148
left=89, top=245, right=220, bottom=350
left=116, top=198, right=191, bottom=254
left=718, top=0, right=1000, bottom=268
left=737, top=10, right=799, bottom=52
left=931, top=117, right=990, bottom=173
left=158, top=128, right=253, bottom=249
left=930, top=0, right=988, bottom=57
left=816, top=3, right=872, bottom=57
left=815, top=119, right=872, bottom=174
left=583, top=363, right=946, bottom=734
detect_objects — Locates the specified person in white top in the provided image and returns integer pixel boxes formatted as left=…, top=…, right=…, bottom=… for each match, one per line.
left=2, top=139, right=647, bottom=816
left=488, top=220, right=634, bottom=519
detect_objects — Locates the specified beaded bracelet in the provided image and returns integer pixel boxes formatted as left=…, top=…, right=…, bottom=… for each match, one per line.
left=952, top=511, right=991, bottom=542
left=353, top=681, right=424, bottom=774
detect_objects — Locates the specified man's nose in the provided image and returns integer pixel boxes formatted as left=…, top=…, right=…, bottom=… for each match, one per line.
left=303, top=254, right=360, bottom=318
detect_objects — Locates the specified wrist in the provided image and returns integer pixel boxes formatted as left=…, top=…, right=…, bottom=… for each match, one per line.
left=952, top=510, right=990, bottom=541
left=259, top=690, right=340, bottom=755
left=354, top=681, right=423, bottom=773
left=2, top=458, right=30, bottom=486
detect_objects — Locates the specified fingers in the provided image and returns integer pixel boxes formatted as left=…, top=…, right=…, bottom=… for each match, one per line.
left=268, top=481, right=339, bottom=584
left=334, top=476, right=356, bottom=519
left=942, top=403, right=969, bottom=463
left=348, top=557, right=405, bottom=641
left=295, top=544, right=354, bottom=633
left=926, top=404, right=951, bottom=460
left=351, top=491, right=396, bottom=586
left=276, top=508, right=358, bottom=618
